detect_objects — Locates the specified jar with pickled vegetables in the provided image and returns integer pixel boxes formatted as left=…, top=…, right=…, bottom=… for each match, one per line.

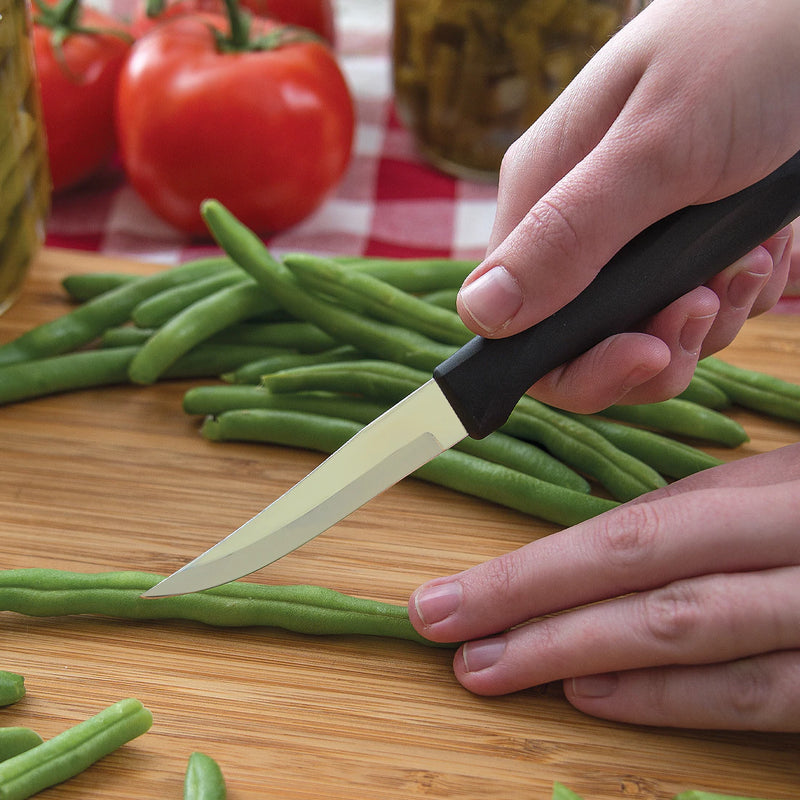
left=0, top=0, right=50, bottom=315
left=393, top=0, right=646, bottom=181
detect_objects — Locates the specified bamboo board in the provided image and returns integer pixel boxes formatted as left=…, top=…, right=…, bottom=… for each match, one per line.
left=0, top=247, right=798, bottom=799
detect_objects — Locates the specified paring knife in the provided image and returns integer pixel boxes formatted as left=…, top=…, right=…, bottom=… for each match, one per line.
left=143, top=150, right=800, bottom=598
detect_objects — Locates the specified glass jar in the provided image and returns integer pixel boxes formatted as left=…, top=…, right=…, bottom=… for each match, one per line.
left=0, top=0, right=50, bottom=315
left=393, top=0, right=644, bottom=181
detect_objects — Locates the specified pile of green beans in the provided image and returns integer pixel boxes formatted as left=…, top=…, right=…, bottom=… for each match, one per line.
left=0, top=197, right=797, bottom=525
left=0, top=569, right=444, bottom=646
left=0, top=697, right=152, bottom=800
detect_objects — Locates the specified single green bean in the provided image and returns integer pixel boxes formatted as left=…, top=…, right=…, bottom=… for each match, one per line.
left=0, top=258, right=230, bottom=366
left=184, top=752, right=226, bottom=800
left=333, top=256, right=476, bottom=291
left=697, top=357, right=800, bottom=423
left=284, top=252, right=472, bottom=346
left=202, top=409, right=617, bottom=526
left=221, top=345, right=363, bottom=384
left=552, top=784, right=584, bottom=800
left=183, top=384, right=589, bottom=492
left=61, top=273, right=138, bottom=302
left=599, top=399, right=748, bottom=447
left=132, top=267, right=246, bottom=328
left=677, top=372, right=731, bottom=409
left=0, top=697, right=152, bottom=800
left=209, top=322, right=337, bottom=353
left=0, top=569, right=438, bottom=646
left=421, top=288, right=458, bottom=311
left=561, top=412, right=723, bottom=479
left=0, top=673, right=24, bottom=707
left=128, top=281, right=277, bottom=384
left=0, top=730, right=43, bottom=763
left=201, top=200, right=455, bottom=370
left=100, top=327, right=155, bottom=347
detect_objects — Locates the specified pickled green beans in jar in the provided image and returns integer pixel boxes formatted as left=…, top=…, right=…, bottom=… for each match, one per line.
left=393, top=0, right=643, bottom=180
left=0, top=0, right=50, bottom=315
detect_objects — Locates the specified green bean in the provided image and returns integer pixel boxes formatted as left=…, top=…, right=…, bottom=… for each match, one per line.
left=421, top=288, right=458, bottom=311
left=332, top=255, right=476, bottom=291
left=202, top=409, right=617, bottom=526
left=284, top=252, right=472, bottom=346
left=128, top=281, right=278, bottom=384
left=258, top=359, right=665, bottom=501
left=210, top=322, right=336, bottom=352
left=552, top=784, right=584, bottom=800
left=0, top=697, right=152, bottom=800
left=0, top=343, right=296, bottom=406
left=183, top=383, right=589, bottom=492
left=676, top=372, right=731, bottom=409
left=0, top=730, right=43, bottom=763
left=0, top=673, right=24, bottom=707
left=697, top=357, right=800, bottom=423
left=0, top=569, right=439, bottom=646
left=598, top=399, right=749, bottom=447
left=0, top=258, right=230, bottom=366
left=132, top=267, right=245, bottom=328
left=100, top=326, right=156, bottom=347
left=184, top=752, right=226, bottom=800
left=560, top=412, right=724, bottom=479
left=61, top=273, right=138, bottom=302
left=201, top=200, right=455, bottom=370
left=221, top=345, right=363, bottom=384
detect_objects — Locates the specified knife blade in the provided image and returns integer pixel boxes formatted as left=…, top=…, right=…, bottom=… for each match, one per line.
left=143, top=149, right=800, bottom=598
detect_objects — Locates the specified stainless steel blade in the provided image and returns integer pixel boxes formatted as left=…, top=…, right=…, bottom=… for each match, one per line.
left=142, top=380, right=467, bottom=597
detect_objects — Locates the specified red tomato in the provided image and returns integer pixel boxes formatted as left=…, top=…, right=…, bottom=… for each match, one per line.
left=116, top=13, right=354, bottom=235
left=131, top=0, right=335, bottom=43
left=32, top=0, right=132, bottom=192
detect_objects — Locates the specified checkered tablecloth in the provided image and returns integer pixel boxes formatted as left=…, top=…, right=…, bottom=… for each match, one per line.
left=44, top=0, right=800, bottom=312
left=44, top=0, right=499, bottom=265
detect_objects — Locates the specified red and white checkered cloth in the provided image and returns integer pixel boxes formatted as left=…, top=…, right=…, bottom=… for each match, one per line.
left=45, top=0, right=800, bottom=312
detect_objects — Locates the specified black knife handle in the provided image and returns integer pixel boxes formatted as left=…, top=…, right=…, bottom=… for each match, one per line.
left=433, top=149, right=800, bottom=439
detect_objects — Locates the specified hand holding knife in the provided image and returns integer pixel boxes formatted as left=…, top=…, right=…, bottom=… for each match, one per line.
left=143, top=150, right=800, bottom=599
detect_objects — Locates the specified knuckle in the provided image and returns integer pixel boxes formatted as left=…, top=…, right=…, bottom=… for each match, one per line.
left=479, top=549, right=527, bottom=606
left=522, top=194, right=581, bottom=265
left=639, top=580, right=701, bottom=645
left=593, top=502, right=661, bottom=573
left=723, top=657, right=774, bottom=723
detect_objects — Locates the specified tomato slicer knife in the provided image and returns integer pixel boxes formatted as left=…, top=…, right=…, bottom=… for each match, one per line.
left=143, top=150, right=800, bottom=598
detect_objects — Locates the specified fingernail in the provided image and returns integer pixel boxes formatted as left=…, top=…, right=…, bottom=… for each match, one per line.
left=679, top=312, right=716, bottom=355
left=458, top=266, right=523, bottom=333
left=571, top=673, right=618, bottom=698
left=462, top=637, right=506, bottom=673
left=413, top=581, right=462, bottom=626
left=727, top=267, right=770, bottom=309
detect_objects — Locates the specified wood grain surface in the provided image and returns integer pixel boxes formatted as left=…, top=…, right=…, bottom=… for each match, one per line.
left=1, top=248, right=798, bottom=799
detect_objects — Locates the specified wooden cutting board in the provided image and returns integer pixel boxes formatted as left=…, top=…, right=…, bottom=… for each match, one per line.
left=1, top=247, right=798, bottom=800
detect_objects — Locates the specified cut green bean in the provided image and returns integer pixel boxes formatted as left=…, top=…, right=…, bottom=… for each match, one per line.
left=183, top=384, right=589, bottom=492
left=0, top=569, right=440, bottom=646
left=128, top=281, right=277, bottom=384
left=201, top=200, right=455, bottom=370
left=0, top=697, right=152, bottom=800
left=561, top=412, right=723, bottom=479
left=184, top=752, right=226, bottom=800
left=284, top=252, right=472, bottom=346
left=202, top=409, right=617, bottom=525
left=0, top=673, right=24, bottom=707
left=677, top=372, right=731, bottom=409
left=599, top=399, right=749, bottom=447
left=61, top=273, right=138, bottom=302
left=697, top=357, right=800, bottom=423
left=0, top=258, right=230, bottom=366
left=0, top=730, right=43, bottom=763
left=221, top=345, right=363, bottom=384
left=132, top=267, right=245, bottom=328
left=552, top=784, right=584, bottom=800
